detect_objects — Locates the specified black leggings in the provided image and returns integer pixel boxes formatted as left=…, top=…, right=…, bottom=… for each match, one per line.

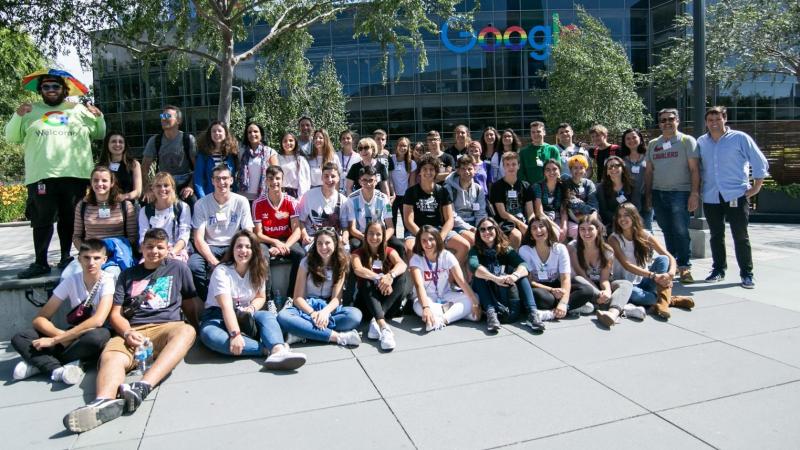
left=532, top=279, right=595, bottom=311
left=391, top=195, right=405, bottom=235
left=11, top=327, right=111, bottom=375
left=357, top=274, right=408, bottom=321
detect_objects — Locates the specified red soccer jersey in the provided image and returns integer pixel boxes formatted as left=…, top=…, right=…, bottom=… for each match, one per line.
left=252, top=194, right=298, bottom=240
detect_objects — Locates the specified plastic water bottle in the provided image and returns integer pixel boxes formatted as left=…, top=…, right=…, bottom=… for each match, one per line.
left=134, top=344, right=148, bottom=372
left=144, top=338, right=154, bottom=367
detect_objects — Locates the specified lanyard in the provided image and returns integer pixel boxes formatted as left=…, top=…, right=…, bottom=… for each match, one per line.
left=341, top=153, right=352, bottom=170
left=424, top=254, right=441, bottom=301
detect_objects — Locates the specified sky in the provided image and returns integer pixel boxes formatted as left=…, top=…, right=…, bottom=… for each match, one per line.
left=55, top=46, right=92, bottom=90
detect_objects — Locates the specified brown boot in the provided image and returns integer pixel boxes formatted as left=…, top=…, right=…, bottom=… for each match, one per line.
left=670, top=295, right=695, bottom=310
left=653, top=288, right=671, bottom=319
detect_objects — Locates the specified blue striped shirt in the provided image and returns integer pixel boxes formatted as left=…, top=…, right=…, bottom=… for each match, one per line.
left=697, top=128, right=769, bottom=204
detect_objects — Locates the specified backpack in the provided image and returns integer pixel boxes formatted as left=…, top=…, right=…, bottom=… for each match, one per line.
left=144, top=202, right=185, bottom=239
left=79, top=200, right=135, bottom=271
left=155, top=132, right=194, bottom=170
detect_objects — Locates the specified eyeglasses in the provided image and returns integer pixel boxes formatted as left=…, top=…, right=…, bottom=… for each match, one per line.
left=478, top=226, right=495, bottom=233
left=358, top=146, right=372, bottom=151
left=660, top=117, right=677, bottom=123
left=213, top=175, right=232, bottom=181
left=160, top=113, right=173, bottom=119
left=360, top=178, right=377, bottom=184
left=40, top=83, right=63, bottom=92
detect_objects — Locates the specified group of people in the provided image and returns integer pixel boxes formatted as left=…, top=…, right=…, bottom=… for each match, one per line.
left=5, top=72, right=769, bottom=434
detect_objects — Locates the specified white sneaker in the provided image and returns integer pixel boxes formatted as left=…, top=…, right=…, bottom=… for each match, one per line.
left=379, top=327, right=396, bottom=351
left=425, top=308, right=446, bottom=332
left=367, top=318, right=382, bottom=340
left=280, top=297, right=294, bottom=312
left=336, top=330, right=362, bottom=347
left=537, top=309, right=556, bottom=322
left=12, top=360, right=41, bottom=381
left=59, top=361, right=85, bottom=385
left=285, top=333, right=306, bottom=346
left=266, top=299, right=277, bottom=314
left=264, top=346, right=307, bottom=370
left=623, top=303, right=647, bottom=321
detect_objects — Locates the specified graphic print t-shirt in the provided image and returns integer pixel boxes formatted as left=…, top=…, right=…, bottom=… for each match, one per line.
left=409, top=250, right=458, bottom=300
left=252, top=194, right=298, bottom=240
left=114, top=259, right=197, bottom=325
left=403, top=184, right=452, bottom=229
left=490, top=178, right=534, bottom=221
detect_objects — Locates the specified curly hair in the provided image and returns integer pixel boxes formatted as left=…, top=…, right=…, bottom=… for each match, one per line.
left=197, top=120, right=238, bottom=159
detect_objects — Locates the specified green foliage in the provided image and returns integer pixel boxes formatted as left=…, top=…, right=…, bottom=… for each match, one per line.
left=308, top=56, right=350, bottom=140
left=762, top=182, right=800, bottom=199
left=0, top=27, right=47, bottom=118
left=649, top=0, right=800, bottom=96
left=0, top=136, right=24, bottom=183
left=5, top=0, right=470, bottom=124
left=539, top=7, right=646, bottom=135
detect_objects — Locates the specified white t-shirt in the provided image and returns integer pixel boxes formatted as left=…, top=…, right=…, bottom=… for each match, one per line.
left=307, top=155, right=342, bottom=187
left=519, top=243, right=570, bottom=282
left=297, top=187, right=348, bottom=236
left=138, top=201, right=192, bottom=245
left=409, top=250, right=459, bottom=301
left=53, top=272, right=115, bottom=310
left=277, top=153, right=311, bottom=196
left=342, top=189, right=392, bottom=233
left=299, top=257, right=335, bottom=299
left=338, top=151, right=361, bottom=193
left=610, top=231, right=656, bottom=284
left=192, top=193, right=254, bottom=246
left=205, top=264, right=265, bottom=309
left=391, top=155, right=417, bottom=196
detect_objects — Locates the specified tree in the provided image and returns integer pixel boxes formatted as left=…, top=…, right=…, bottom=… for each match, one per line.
left=649, top=0, right=799, bottom=96
left=538, top=7, right=646, bottom=135
left=3, top=0, right=468, bottom=124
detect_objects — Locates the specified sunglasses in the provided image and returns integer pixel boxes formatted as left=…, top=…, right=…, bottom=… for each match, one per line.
left=607, top=164, right=622, bottom=169
left=40, top=83, right=63, bottom=92
left=160, top=113, right=173, bottom=119
left=358, top=146, right=372, bottom=151
left=478, top=226, right=496, bottom=233
left=660, top=117, right=676, bottom=123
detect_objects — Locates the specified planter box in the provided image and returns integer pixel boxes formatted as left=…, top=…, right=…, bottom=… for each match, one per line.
left=756, top=190, right=800, bottom=214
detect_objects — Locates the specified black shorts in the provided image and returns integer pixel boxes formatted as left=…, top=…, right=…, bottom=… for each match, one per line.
left=25, top=177, right=89, bottom=227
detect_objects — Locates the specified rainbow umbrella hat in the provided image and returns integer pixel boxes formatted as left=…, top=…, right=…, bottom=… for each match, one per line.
left=21, top=68, right=89, bottom=96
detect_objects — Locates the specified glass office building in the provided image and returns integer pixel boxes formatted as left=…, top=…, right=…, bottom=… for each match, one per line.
left=91, top=0, right=798, bottom=153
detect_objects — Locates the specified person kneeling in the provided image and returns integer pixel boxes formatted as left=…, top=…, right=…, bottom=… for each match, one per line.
left=199, top=230, right=306, bottom=369
left=64, top=228, right=198, bottom=433
left=277, top=229, right=362, bottom=347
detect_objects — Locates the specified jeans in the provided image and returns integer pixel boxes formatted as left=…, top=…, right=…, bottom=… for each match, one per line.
left=471, top=277, right=537, bottom=322
left=629, top=255, right=669, bottom=306
left=11, top=327, right=110, bottom=375
left=652, top=190, right=691, bottom=268
left=199, top=307, right=285, bottom=356
left=572, top=277, right=634, bottom=312
left=277, top=298, right=362, bottom=342
left=704, top=195, right=753, bottom=278
left=188, top=244, right=228, bottom=302
left=640, top=208, right=654, bottom=233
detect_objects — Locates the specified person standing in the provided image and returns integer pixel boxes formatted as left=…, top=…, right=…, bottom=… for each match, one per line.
left=697, top=106, right=768, bottom=289
left=141, top=106, right=197, bottom=206
left=297, top=116, right=314, bottom=156
left=518, top=121, right=561, bottom=185
left=644, top=108, right=700, bottom=284
left=5, top=72, right=105, bottom=278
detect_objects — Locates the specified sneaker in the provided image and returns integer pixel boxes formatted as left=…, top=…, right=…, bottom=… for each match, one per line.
left=527, top=311, right=546, bottom=332
left=379, top=327, right=396, bottom=351
left=266, top=299, right=277, bottom=314
left=63, top=398, right=125, bottom=433
left=119, top=381, right=151, bottom=413
left=264, top=345, right=307, bottom=370
left=537, top=309, right=556, bottom=322
left=57, top=256, right=74, bottom=270
left=336, top=330, right=362, bottom=347
left=12, top=360, right=41, bottom=380
left=17, top=263, right=51, bottom=279
left=280, top=297, right=294, bottom=312
left=568, top=302, right=595, bottom=316
left=52, top=361, right=84, bottom=385
left=622, top=304, right=647, bottom=321
left=596, top=310, right=619, bottom=328
left=704, top=270, right=725, bottom=282
left=425, top=308, right=446, bottom=332
left=741, top=276, right=755, bottom=289
left=485, top=308, right=501, bottom=333
left=367, top=318, right=382, bottom=340
left=285, top=333, right=306, bottom=346
left=679, top=268, right=695, bottom=284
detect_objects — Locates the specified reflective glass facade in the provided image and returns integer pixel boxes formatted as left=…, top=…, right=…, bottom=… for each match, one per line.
left=91, top=0, right=799, bottom=153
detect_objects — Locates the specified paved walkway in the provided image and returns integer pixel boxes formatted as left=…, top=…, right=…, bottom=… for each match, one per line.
left=0, top=223, right=799, bottom=449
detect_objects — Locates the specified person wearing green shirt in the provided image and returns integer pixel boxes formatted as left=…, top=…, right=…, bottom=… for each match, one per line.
left=4, top=73, right=106, bottom=279
left=518, top=121, right=562, bottom=184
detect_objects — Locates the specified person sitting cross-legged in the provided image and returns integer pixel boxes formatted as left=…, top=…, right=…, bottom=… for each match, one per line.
left=63, top=228, right=199, bottom=433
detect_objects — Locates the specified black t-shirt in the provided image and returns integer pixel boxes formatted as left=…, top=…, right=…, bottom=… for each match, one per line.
left=433, top=152, right=456, bottom=185
left=490, top=178, right=534, bottom=222
left=403, top=183, right=453, bottom=229
left=113, top=259, right=197, bottom=326
left=445, top=145, right=467, bottom=163
left=346, top=160, right=390, bottom=188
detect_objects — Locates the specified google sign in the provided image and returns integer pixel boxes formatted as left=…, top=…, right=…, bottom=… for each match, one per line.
left=440, top=14, right=561, bottom=61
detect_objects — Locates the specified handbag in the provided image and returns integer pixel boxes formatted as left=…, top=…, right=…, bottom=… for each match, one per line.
left=235, top=309, right=260, bottom=338
left=66, top=276, right=103, bottom=325
left=122, top=264, right=167, bottom=319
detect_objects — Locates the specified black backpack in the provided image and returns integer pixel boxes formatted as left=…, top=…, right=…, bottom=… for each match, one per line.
left=143, top=202, right=185, bottom=239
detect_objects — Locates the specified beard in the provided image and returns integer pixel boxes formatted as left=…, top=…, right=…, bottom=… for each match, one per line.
left=42, top=91, right=68, bottom=107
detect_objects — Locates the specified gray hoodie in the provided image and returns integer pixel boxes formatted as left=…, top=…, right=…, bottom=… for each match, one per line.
left=444, top=172, right=487, bottom=230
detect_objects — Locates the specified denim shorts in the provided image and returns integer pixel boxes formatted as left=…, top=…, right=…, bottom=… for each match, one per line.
left=404, top=229, right=459, bottom=243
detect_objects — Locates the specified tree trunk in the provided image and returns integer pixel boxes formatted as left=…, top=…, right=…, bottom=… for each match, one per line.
left=217, top=29, right=236, bottom=124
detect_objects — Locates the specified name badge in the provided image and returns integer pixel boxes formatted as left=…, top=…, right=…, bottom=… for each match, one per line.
left=547, top=196, right=554, bottom=205
left=109, top=162, right=121, bottom=172
left=536, top=159, right=544, bottom=167
left=729, top=198, right=738, bottom=208
left=98, top=207, right=111, bottom=219
left=578, top=186, right=584, bottom=195
left=537, top=269, right=549, bottom=280
left=472, top=202, right=480, bottom=211
left=616, top=194, right=627, bottom=204
left=312, top=167, right=322, bottom=175
left=215, top=211, right=227, bottom=222
left=37, top=182, right=46, bottom=195
left=662, top=141, right=672, bottom=150
left=507, top=190, right=518, bottom=199
left=631, top=165, right=641, bottom=174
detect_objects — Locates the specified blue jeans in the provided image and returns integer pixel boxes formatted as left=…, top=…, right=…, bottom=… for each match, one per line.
left=471, top=277, right=537, bottom=322
left=641, top=208, right=654, bottom=233
left=629, top=255, right=669, bottom=306
left=199, top=307, right=285, bottom=356
left=189, top=244, right=228, bottom=302
left=652, top=190, right=691, bottom=268
left=277, top=298, right=362, bottom=342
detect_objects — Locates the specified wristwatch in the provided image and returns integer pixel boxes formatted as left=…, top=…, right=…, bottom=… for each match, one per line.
left=229, top=330, right=241, bottom=338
